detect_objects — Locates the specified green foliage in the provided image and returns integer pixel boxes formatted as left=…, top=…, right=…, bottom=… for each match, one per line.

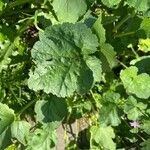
left=35, top=95, right=67, bottom=125
left=101, top=0, right=121, bottom=8
left=126, top=0, right=150, bottom=13
left=90, top=125, right=116, bottom=150
left=51, top=0, right=87, bottom=23
left=28, top=23, right=101, bottom=97
left=0, top=103, right=15, bottom=135
left=120, top=66, right=150, bottom=99
left=26, top=125, right=57, bottom=150
left=11, top=121, right=31, bottom=145
left=0, top=0, right=150, bottom=149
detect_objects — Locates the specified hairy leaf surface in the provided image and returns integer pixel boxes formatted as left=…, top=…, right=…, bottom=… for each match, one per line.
left=28, top=23, right=101, bottom=97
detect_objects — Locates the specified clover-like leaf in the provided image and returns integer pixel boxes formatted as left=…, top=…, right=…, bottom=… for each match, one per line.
left=28, top=23, right=101, bottom=97
left=120, top=66, right=150, bottom=99
left=0, top=103, right=15, bottom=135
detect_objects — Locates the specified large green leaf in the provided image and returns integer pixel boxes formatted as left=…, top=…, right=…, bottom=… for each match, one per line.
left=11, top=121, right=31, bottom=145
left=120, top=66, right=150, bottom=99
left=90, top=125, right=116, bottom=150
left=35, top=95, right=67, bottom=125
left=52, top=0, right=87, bottom=23
left=0, top=103, right=15, bottom=135
left=28, top=23, right=101, bottom=97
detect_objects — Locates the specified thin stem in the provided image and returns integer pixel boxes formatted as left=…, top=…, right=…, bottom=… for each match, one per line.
left=34, top=10, right=44, bottom=32
left=114, top=31, right=135, bottom=38
left=118, top=60, right=128, bottom=68
left=113, top=14, right=132, bottom=33
left=131, top=47, right=139, bottom=58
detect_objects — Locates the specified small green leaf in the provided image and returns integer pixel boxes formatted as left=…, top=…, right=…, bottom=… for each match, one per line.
left=120, top=66, right=150, bottom=99
left=141, top=139, right=150, bottom=150
left=124, top=96, right=147, bottom=120
left=138, top=38, right=150, bottom=53
left=141, top=120, right=150, bottom=134
left=93, top=15, right=106, bottom=44
left=101, top=0, right=121, bottom=8
left=0, top=103, right=15, bottom=135
left=90, top=125, right=116, bottom=150
left=52, top=0, right=87, bottom=23
left=26, top=126, right=57, bottom=150
left=35, top=95, right=67, bottom=125
left=11, top=121, right=31, bottom=145
left=126, top=0, right=150, bottom=13
left=100, top=43, right=117, bottom=70
left=99, top=103, right=121, bottom=126
left=139, top=18, right=150, bottom=38
left=99, top=91, right=121, bottom=126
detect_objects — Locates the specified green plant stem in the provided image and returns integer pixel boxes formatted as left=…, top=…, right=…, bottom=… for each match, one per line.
left=117, top=60, right=128, bottom=68
left=114, top=31, right=135, bottom=38
left=17, top=99, right=36, bottom=116
left=131, top=47, right=139, bottom=58
left=112, top=14, right=132, bottom=33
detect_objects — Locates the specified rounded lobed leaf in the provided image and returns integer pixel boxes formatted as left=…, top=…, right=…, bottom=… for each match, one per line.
left=28, top=23, right=101, bottom=97
left=120, top=66, right=150, bottom=99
